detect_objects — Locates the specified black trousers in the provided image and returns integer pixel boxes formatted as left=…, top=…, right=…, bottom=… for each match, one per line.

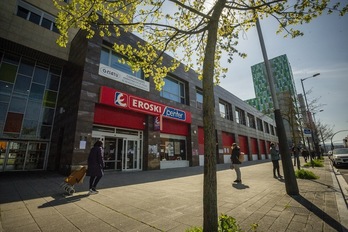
left=272, top=160, right=280, bottom=176
left=89, top=176, right=102, bottom=190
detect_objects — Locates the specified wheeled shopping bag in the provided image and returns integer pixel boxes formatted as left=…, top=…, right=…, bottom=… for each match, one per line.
left=60, top=166, right=87, bottom=195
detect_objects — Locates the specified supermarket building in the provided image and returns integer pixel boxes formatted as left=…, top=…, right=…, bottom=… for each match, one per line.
left=0, top=0, right=278, bottom=174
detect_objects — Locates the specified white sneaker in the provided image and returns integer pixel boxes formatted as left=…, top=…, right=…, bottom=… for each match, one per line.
left=89, top=189, right=97, bottom=195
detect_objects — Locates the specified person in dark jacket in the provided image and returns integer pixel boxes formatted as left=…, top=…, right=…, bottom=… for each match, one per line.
left=270, top=143, right=283, bottom=179
left=87, top=140, right=104, bottom=194
left=292, top=145, right=301, bottom=170
left=230, top=143, right=242, bottom=183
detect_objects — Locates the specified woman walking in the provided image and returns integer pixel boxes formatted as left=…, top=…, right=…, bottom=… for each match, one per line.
left=87, top=140, right=104, bottom=194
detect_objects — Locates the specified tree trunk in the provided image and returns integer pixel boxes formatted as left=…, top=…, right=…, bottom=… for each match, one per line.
left=202, top=1, right=226, bottom=231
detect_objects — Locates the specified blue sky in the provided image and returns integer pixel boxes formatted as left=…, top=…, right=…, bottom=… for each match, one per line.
left=220, top=12, right=348, bottom=144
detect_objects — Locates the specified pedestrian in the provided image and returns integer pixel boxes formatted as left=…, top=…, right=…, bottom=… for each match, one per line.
left=87, top=140, right=104, bottom=194
left=292, top=145, right=301, bottom=170
left=230, top=143, right=242, bottom=183
left=301, top=148, right=308, bottom=163
left=270, top=143, right=283, bottom=179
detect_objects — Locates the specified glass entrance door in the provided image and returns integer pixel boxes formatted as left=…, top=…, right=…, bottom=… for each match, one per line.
left=123, top=139, right=141, bottom=171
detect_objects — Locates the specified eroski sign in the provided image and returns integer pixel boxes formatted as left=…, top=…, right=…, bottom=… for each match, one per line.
left=99, top=86, right=190, bottom=122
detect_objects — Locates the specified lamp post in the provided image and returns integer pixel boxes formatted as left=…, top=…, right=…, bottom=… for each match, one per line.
left=256, top=18, right=298, bottom=195
left=300, top=73, right=320, bottom=163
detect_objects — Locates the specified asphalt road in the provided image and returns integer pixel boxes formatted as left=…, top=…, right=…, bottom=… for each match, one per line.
left=337, top=166, right=348, bottom=184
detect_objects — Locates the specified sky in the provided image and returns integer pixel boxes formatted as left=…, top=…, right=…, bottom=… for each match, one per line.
left=219, top=12, right=348, bottom=144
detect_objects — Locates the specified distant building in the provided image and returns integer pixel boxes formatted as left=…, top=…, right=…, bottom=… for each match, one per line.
left=246, top=54, right=301, bottom=147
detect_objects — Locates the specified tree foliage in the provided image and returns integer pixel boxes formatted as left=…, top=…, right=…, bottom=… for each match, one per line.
left=54, top=0, right=347, bottom=90
left=54, top=0, right=347, bottom=231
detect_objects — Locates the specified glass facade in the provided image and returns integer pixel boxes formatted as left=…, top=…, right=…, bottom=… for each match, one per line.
left=0, top=51, right=61, bottom=171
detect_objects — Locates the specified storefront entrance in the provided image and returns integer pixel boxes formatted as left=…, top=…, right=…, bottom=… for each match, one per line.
left=92, top=126, right=142, bottom=171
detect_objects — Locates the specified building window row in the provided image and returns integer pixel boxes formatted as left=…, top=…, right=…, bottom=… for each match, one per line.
left=16, top=0, right=59, bottom=33
left=99, top=42, right=276, bottom=134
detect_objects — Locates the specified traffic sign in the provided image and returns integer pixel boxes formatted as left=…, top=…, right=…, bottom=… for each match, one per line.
left=303, top=128, right=312, bottom=137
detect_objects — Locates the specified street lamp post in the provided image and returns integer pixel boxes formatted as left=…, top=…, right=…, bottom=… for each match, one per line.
left=300, top=73, right=320, bottom=163
left=256, top=18, right=299, bottom=195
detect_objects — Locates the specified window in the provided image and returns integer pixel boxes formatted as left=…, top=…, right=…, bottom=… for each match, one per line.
left=0, top=51, right=61, bottom=140
left=247, top=113, right=256, bottom=129
left=100, top=47, right=144, bottom=80
left=196, top=89, right=203, bottom=109
left=16, top=0, right=59, bottom=33
left=257, top=118, right=263, bottom=131
left=270, top=125, right=275, bottom=135
left=264, top=122, right=270, bottom=133
left=219, top=100, right=232, bottom=120
left=160, top=76, right=186, bottom=104
left=160, top=138, right=186, bottom=161
left=235, top=107, right=246, bottom=125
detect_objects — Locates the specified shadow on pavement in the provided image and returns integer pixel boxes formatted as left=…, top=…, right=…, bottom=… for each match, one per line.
left=291, top=195, right=347, bottom=231
left=231, top=183, right=250, bottom=190
left=38, top=193, right=90, bottom=208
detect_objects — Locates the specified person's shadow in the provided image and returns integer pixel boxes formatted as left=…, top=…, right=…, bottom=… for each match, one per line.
left=38, top=193, right=89, bottom=208
left=232, top=182, right=250, bottom=189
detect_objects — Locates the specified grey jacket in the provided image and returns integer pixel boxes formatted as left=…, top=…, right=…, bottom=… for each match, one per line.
left=270, top=147, right=280, bottom=161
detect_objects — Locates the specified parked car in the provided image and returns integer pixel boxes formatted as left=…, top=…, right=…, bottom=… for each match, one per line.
left=331, top=148, right=348, bottom=167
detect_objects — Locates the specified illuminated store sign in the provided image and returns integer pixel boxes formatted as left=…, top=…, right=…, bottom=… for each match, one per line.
left=98, top=64, right=150, bottom=92
left=100, top=86, right=191, bottom=123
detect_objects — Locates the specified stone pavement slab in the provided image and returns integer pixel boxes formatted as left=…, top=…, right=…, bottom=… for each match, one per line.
left=1, top=158, right=347, bottom=232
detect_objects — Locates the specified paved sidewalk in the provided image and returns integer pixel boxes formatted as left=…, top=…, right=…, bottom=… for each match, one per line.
left=1, top=158, right=347, bottom=232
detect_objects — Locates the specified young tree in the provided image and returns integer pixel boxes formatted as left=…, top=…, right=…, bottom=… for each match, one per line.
left=54, top=0, right=347, bottom=230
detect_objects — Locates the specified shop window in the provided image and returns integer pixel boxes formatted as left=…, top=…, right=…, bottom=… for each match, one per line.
left=160, top=75, right=186, bottom=104
left=100, top=46, right=144, bottom=80
left=0, top=63, right=17, bottom=83
left=196, top=89, right=203, bottom=109
left=160, top=138, right=186, bottom=161
left=219, top=100, right=232, bottom=120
